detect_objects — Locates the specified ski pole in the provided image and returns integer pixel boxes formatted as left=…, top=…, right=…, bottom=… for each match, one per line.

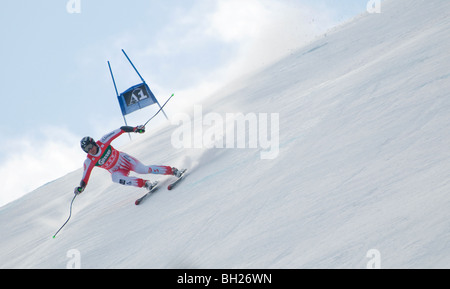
left=53, top=194, right=77, bottom=238
left=143, top=93, right=175, bottom=126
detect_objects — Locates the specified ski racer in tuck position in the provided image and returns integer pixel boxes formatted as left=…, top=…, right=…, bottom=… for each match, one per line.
left=74, top=125, right=182, bottom=195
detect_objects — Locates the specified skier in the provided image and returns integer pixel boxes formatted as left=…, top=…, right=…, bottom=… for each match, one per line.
left=74, top=125, right=182, bottom=195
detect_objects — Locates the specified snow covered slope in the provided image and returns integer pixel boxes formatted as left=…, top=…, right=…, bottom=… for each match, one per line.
left=2, top=0, right=450, bottom=268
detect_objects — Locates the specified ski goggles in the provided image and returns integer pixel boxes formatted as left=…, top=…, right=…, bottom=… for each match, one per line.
left=83, top=143, right=95, bottom=153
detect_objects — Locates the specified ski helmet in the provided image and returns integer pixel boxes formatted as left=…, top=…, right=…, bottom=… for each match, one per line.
left=80, top=136, right=97, bottom=153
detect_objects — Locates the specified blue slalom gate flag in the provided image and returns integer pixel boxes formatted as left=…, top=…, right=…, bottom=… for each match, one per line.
left=118, top=82, right=158, bottom=116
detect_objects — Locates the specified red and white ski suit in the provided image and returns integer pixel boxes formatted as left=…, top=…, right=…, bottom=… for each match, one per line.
left=79, top=127, right=173, bottom=189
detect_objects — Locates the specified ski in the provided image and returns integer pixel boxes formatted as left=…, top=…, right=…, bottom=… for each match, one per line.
left=168, top=169, right=187, bottom=190
left=135, top=183, right=159, bottom=205
left=135, top=169, right=187, bottom=205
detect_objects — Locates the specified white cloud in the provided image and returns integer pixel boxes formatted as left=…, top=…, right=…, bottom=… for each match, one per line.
left=206, top=0, right=270, bottom=43
left=0, top=126, right=82, bottom=207
left=161, top=0, right=338, bottom=106
left=206, top=0, right=336, bottom=76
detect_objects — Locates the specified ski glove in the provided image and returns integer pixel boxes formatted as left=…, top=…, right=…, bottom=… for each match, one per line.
left=135, top=125, right=145, bottom=134
left=74, top=186, right=85, bottom=195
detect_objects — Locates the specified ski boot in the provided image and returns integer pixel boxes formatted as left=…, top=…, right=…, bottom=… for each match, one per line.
left=144, top=180, right=158, bottom=191
left=172, top=167, right=183, bottom=178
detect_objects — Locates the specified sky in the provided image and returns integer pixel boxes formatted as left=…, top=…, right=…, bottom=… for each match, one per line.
left=0, top=0, right=373, bottom=207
